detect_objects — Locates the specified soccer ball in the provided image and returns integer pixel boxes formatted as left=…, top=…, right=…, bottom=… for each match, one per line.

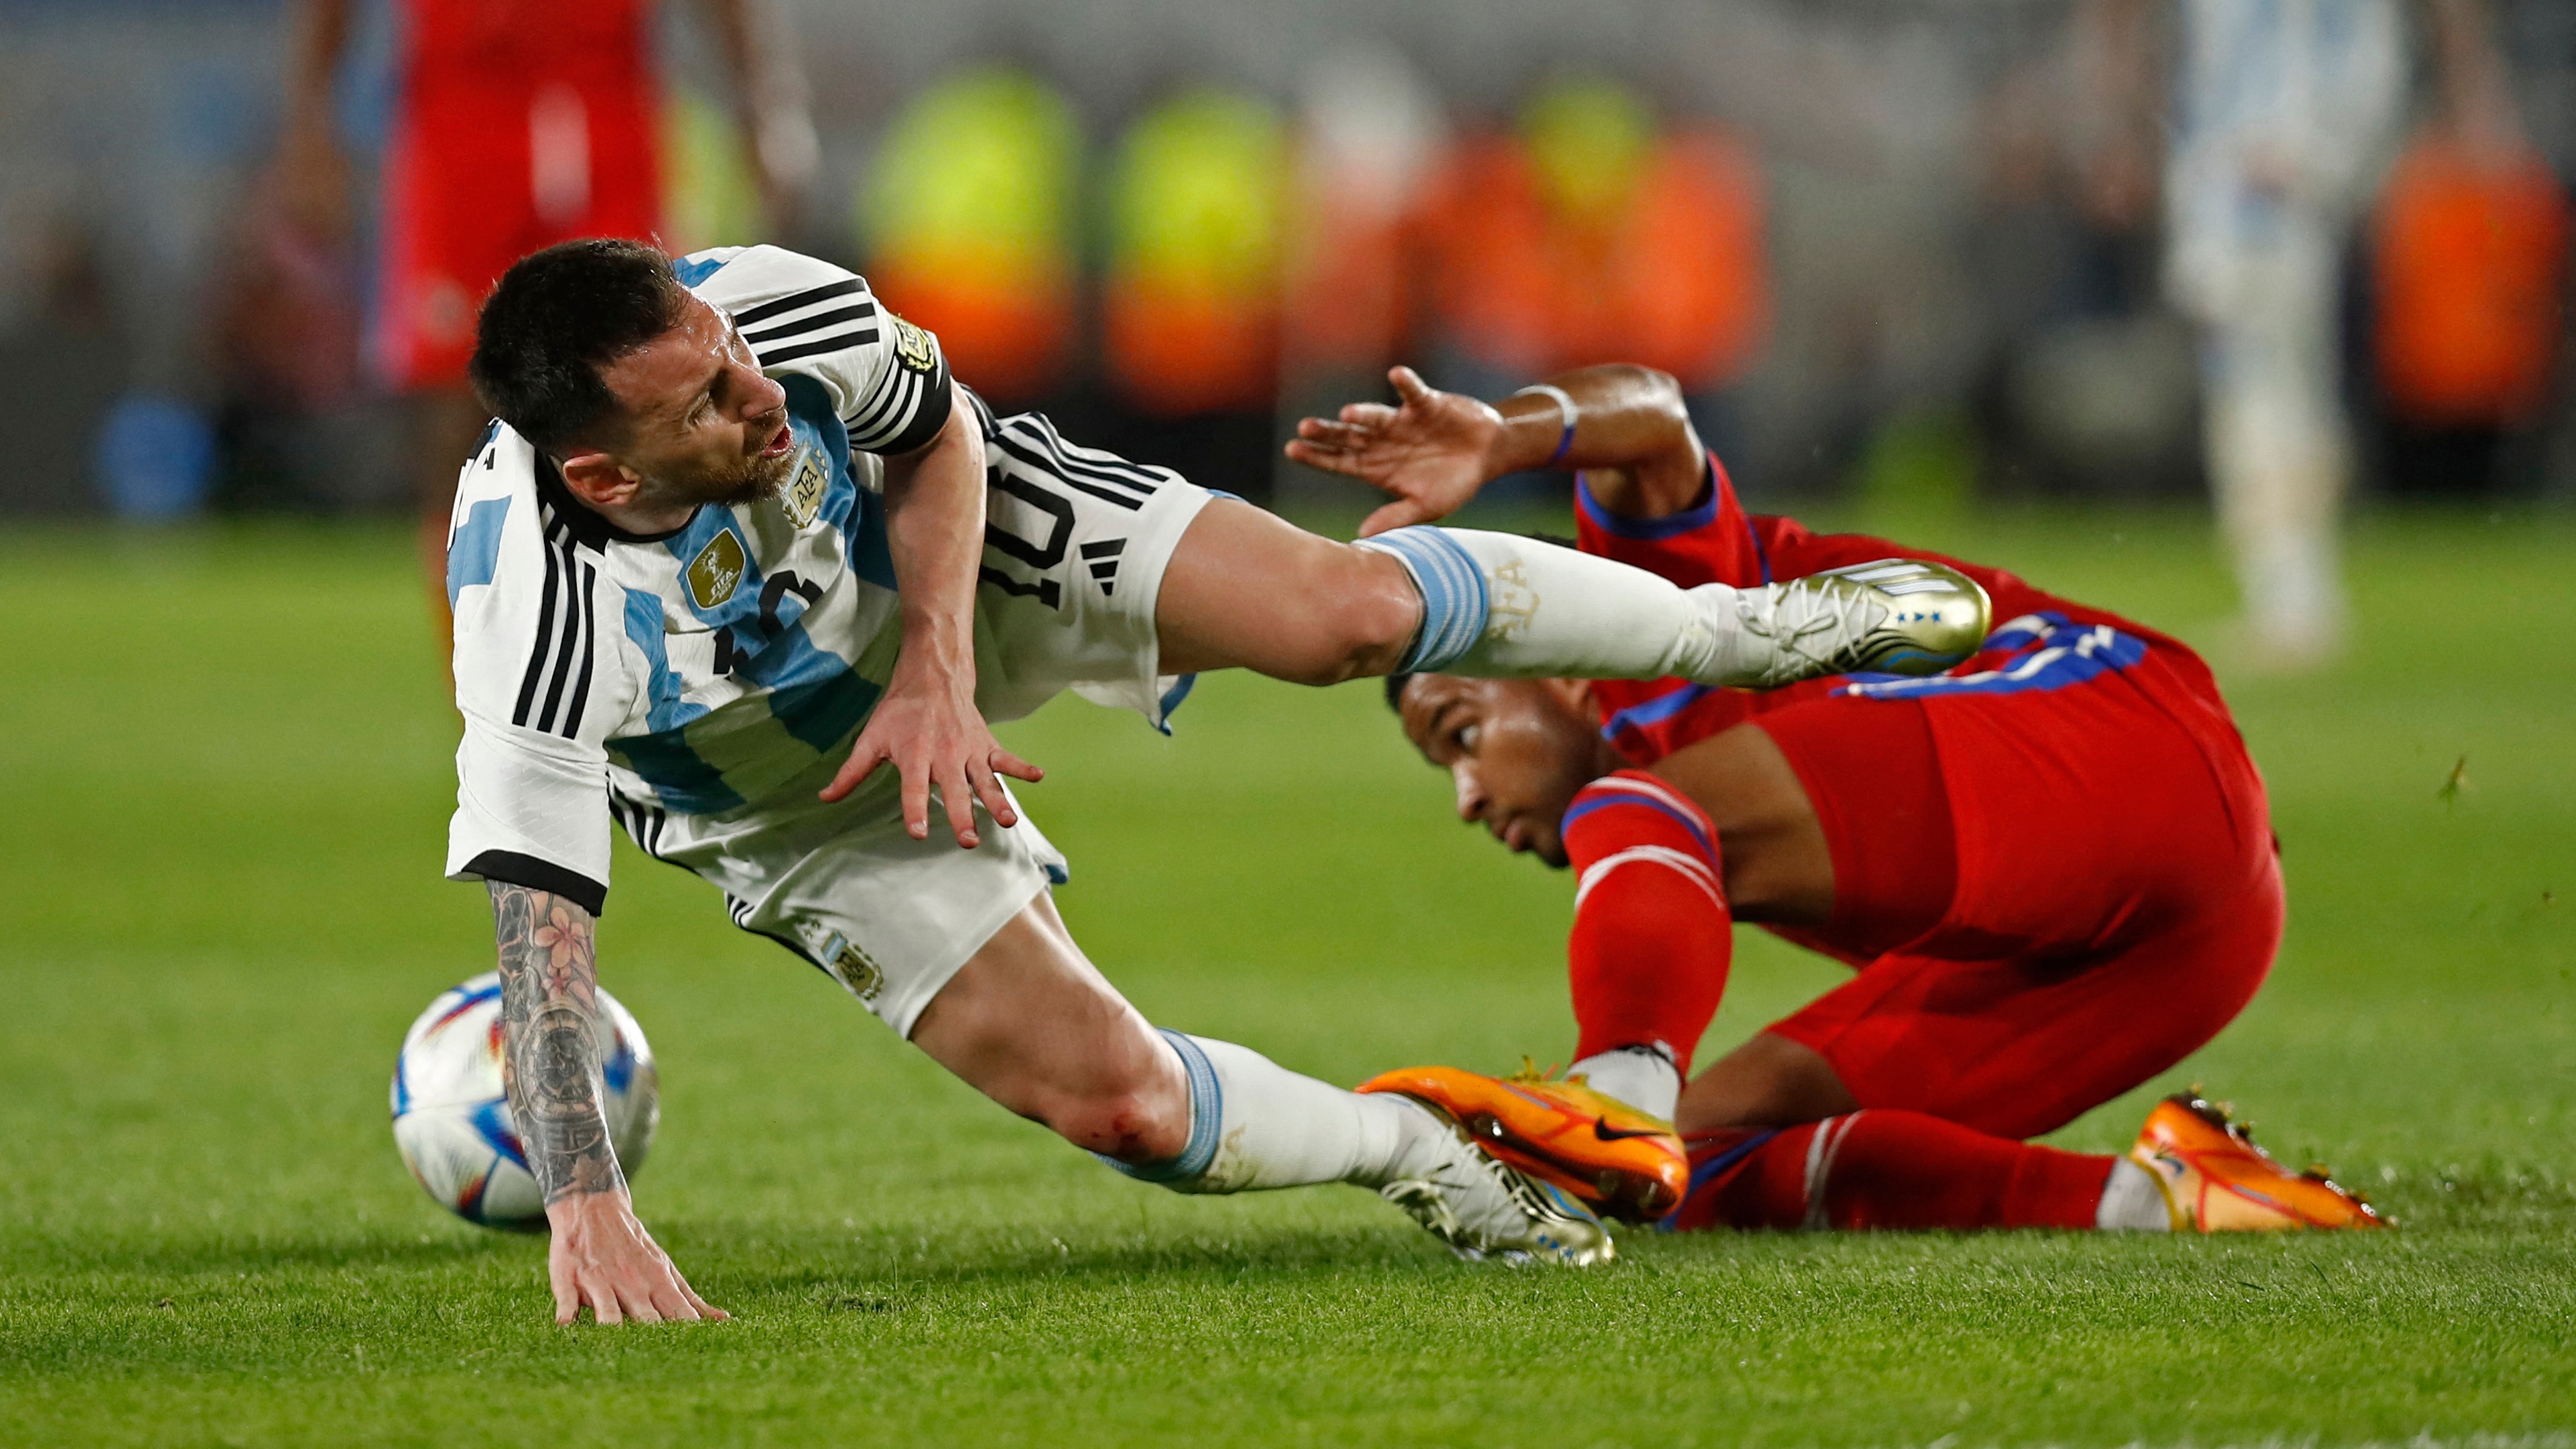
left=389, top=971, right=659, bottom=1229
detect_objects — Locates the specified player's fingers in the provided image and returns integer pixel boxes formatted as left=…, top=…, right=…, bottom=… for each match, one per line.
left=898, top=752, right=933, bottom=840
left=618, top=1282, right=665, bottom=1325
left=1358, top=498, right=1432, bottom=538
left=1282, top=439, right=1359, bottom=477
left=649, top=1274, right=702, bottom=1322
left=1389, top=365, right=1434, bottom=404
left=939, top=764, right=981, bottom=849
left=1338, top=401, right=1399, bottom=428
left=1296, top=415, right=1371, bottom=445
left=683, top=1285, right=729, bottom=1321
left=550, top=1258, right=581, bottom=1326
left=991, top=747, right=1043, bottom=784
left=965, top=756, right=1016, bottom=829
left=821, top=736, right=890, bottom=803
left=584, top=1272, right=624, bottom=1326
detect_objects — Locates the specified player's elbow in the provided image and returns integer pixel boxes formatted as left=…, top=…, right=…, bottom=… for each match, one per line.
left=1613, top=365, right=1690, bottom=427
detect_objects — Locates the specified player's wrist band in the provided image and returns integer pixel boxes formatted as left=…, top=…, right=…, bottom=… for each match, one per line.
left=1513, top=384, right=1579, bottom=467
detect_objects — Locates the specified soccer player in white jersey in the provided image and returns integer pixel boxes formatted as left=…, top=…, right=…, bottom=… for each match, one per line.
left=447, top=238, right=1988, bottom=1322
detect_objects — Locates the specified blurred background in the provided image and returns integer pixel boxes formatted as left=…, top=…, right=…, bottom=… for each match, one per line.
left=0, top=0, right=2569, bottom=657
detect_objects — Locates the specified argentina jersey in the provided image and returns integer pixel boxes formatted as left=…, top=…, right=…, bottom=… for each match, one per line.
left=444, top=246, right=954, bottom=914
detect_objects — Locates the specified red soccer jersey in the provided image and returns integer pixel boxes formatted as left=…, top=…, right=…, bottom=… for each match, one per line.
left=1574, top=454, right=2256, bottom=797
left=375, top=0, right=665, bottom=390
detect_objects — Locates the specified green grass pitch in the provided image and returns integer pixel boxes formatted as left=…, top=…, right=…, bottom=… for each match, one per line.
left=0, top=505, right=2569, bottom=1446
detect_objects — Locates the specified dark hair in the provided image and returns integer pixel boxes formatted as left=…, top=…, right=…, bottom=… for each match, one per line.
left=468, top=238, right=688, bottom=455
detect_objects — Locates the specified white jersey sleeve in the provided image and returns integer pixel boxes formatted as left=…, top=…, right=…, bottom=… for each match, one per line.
left=676, top=245, right=955, bottom=456
left=442, top=428, right=635, bottom=916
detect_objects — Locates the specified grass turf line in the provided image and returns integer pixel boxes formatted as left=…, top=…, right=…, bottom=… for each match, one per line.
left=0, top=508, right=2568, bottom=1446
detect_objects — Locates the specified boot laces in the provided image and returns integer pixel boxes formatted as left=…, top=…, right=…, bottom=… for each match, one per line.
left=1756, top=574, right=1883, bottom=654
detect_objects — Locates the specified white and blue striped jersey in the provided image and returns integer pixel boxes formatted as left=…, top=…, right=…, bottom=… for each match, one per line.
left=443, top=245, right=955, bottom=915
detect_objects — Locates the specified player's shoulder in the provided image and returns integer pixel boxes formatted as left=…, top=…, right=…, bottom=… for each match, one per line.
left=677, top=244, right=876, bottom=318
left=446, top=422, right=583, bottom=617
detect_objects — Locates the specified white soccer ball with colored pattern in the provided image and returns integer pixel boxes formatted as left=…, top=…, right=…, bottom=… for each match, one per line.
left=389, top=971, right=658, bottom=1229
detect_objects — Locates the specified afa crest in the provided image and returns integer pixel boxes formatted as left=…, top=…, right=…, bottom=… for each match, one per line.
left=833, top=944, right=884, bottom=1002
left=783, top=447, right=827, bottom=529
left=685, top=529, right=748, bottom=610
left=890, top=316, right=938, bottom=376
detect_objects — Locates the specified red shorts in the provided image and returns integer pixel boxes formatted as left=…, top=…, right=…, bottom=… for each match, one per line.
left=1751, top=673, right=2281, bottom=1142
left=374, top=76, right=663, bottom=391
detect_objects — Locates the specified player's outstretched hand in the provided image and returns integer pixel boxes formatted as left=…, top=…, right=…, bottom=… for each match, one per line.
left=545, top=1189, right=725, bottom=1326
left=819, top=657, right=1040, bottom=847
left=1285, top=366, right=1503, bottom=537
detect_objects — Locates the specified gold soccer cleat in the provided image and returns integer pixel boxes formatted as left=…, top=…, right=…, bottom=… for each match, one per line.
left=2128, top=1090, right=2388, bottom=1232
left=1710, top=558, right=1993, bottom=689
left=1358, top=1062, right=1687, bottom=1224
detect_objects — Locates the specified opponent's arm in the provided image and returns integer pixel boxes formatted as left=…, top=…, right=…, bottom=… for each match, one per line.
left=817, top=389, right=1042, bottom=843
left=490, top=882, right=724, bottom=1325
left=695, top=0, right=817, bottom=234
left=275, top=0, right=356, bottom=237
left=1285, top=364, right=1709, bottom=534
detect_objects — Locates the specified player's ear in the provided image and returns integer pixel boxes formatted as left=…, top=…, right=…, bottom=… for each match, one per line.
left=558, top=451, right=640, bottom=508
left=1541, top=677, right=1597, bottom=720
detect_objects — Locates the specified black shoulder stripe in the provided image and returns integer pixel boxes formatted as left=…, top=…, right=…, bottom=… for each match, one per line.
left=742, top=301, right=878, bottom=347
left=511, top=538, right=563, bottom=728
left=559, top=561, right=599, bottom=738
left=536, top=541, right=590, bottom=735
left=872, top=366, right=953, bottom=456
left=848, top=366, right=917, bottom=440
left=757, top=328, right=882, bottom=368
left=732, top=277, right=866, bottom=326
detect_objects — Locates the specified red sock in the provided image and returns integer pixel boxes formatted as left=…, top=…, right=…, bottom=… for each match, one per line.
left=1670, top=1110, right=2115, bottom=1231
left=1562, top=772, right=1731, bottom=1073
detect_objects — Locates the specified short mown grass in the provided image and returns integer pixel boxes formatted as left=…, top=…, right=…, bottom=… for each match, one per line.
left=1, top=506, right=2567, bottom=1446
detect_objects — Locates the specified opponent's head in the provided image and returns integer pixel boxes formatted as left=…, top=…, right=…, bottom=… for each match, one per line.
left=1387, top=672, right=1618, bottom=867
left=470, top=239, right=796, bottom=516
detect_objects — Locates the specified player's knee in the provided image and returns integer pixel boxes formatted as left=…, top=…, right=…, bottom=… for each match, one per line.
left=1046, top=1088, right=1189, bottom=1163
left=1278, top=549, right=1420, bottom=687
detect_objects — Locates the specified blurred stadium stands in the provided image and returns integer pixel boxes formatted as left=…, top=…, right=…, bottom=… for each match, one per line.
left=0, top=0, right=2568, bottom=519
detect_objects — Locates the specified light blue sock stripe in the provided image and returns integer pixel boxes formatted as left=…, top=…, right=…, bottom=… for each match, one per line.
left=1095, top=1030, right=1223, bottom=1184
left=1355, top=527, right=1489, bottom=673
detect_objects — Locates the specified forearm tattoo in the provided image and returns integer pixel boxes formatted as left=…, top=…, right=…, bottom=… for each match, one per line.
left=489, top=882, right=624, bottom=1205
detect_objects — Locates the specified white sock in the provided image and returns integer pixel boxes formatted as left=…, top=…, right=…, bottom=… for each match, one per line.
left=1104, top=1032, right=1444, bottom=1194
left=2096, top=1156, right=2175, bottom=1231
left=1355, top=527, right=1764, bottom=684
left=1568, top=1044, right=1682, bottom=1122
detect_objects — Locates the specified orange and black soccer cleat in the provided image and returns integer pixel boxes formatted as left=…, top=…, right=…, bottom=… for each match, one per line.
left=2128, top=1089, right=2388, bottom=1231
left=1357, top=1062, right=1686, bottom=1223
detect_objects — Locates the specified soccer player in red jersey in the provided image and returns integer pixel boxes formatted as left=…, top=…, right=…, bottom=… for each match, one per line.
left=1289, top=364, right=2383, bottom=1237
left=279, top=0, right=814, bottom=629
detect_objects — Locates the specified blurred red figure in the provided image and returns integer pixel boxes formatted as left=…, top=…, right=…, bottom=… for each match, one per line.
left=277, top=0, right=813, bottom=648
left=370, top=0, right=669, bottom=393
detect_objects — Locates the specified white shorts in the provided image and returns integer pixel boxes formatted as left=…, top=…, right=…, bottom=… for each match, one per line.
left=614, top=411, right=1218, bottom=1036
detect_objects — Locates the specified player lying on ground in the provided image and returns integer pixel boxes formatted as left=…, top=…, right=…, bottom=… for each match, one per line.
left=446, top=240, right=1994, bottom=1320
left=1288, top=363, right=2383, bottom=1236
